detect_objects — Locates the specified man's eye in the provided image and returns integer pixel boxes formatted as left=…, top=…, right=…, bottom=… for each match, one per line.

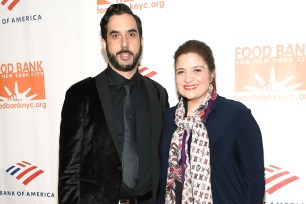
left=111, top=34, right=119, bottom=39
left=194, top=69, right=202, bottom=73
left=129, top=33, right=136, bottom=37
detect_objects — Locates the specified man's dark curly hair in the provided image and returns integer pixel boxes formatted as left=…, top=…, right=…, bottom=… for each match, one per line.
left=100, top=3, right=142, bottom=40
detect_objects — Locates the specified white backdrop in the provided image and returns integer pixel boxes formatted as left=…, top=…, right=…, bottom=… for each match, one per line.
left=1, top=0, right=305, bottom=203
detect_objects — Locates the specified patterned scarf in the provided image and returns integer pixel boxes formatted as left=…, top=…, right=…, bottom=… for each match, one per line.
left=165, top=91, right=216, bottom=204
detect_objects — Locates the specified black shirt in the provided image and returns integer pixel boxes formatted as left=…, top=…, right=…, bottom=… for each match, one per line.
left=105, top=67, right=152, bottom=196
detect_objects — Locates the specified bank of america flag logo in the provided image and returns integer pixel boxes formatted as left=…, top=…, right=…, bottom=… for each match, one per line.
left=1, top=0, right=21, bottom=11
left=265, top=165, right=299, bottom=194
left=138, top=64, right=157, bottom=78
left=6, top=161, right=44, bottom=186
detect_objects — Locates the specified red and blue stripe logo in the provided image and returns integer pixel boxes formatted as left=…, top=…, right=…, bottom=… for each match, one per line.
left=6, top=161, right=44, bottom=186
left=265, top=165, right=299, bottom=194
left=1, top=0, right=21, bottom=11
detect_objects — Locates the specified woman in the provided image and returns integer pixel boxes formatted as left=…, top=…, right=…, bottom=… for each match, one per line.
left=158, top=40, right=265, bottom=203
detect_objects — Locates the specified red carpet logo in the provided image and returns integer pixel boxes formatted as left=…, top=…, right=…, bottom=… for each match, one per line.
left=6, top=161, right=44, bottom=186
left=1, top=0, right=21, bottom=11
left=265, top=165, right=299, bottom=195
left=138, top=64, right=157, bottom=78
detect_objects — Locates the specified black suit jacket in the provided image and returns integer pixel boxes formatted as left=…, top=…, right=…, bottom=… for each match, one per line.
left=58, top=70, right=169, bottom=204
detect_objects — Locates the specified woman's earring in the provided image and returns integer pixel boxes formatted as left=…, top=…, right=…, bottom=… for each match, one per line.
left=208, top=83, right=213, bottom=93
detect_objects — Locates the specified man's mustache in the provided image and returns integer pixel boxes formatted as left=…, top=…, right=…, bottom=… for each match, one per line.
left=116, top=49, right=133, bottom=56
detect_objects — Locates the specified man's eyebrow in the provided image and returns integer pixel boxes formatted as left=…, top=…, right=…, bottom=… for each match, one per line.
left=109, top=29, right=138, bottom=35
left=109, top=30, right=119, bottom=35
left=128, top=29, right=138, bottom=33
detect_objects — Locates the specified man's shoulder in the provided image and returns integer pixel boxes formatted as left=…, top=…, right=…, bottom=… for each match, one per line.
left=66, top=77, right=96, bottom=95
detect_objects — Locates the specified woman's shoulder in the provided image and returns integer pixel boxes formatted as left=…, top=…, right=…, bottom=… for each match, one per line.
left=216, top=95, right=249, bottom=112
left=161, top=106, right=177, bottom=129
left=165, top=105, right=177, bottom=113
left=163, top=105, right=177, bottom=119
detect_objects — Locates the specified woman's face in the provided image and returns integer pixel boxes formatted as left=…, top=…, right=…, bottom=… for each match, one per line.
left=175, top=52, right=214, bottom=106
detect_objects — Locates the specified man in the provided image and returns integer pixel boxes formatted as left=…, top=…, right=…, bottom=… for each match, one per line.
left=58, top=3, right=169, bottom=204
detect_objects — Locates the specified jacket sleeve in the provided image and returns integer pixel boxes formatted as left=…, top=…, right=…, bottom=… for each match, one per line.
left=237, top=108, right=265, bottom=204
left=58, top=85, right=85, bottom=204
left=160, top=87, right=170, bottom=112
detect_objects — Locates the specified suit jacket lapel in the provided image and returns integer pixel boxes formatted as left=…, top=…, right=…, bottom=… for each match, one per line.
left=142, top=76, right=162, bottom=197
left=142, top=76, right=162, bottom=147
left=95, top=71, right=121, bottom=159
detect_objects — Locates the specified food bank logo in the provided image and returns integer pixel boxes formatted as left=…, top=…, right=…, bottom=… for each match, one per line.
left=1, top=0, right=21, bottom=11
left=265, top=165, right=299, bottom=195
left=97, top=0, right=165, bottom=14
left=0, top=61, right=46, bottom=102
left=235, top=43, right=306, bottom=92
left=97, top=0, right=111, bottom=5
left=6, top=161, right=44, bottom=186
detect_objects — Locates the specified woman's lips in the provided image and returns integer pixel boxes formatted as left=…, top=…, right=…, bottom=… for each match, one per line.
left=184, top=84, right=198, bottom=90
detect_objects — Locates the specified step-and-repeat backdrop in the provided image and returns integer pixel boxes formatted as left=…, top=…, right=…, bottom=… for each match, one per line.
left=1, top=0, right=305, bottom=203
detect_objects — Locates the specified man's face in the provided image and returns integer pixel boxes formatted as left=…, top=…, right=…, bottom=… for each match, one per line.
left=103, top=13, right=142, bottom=72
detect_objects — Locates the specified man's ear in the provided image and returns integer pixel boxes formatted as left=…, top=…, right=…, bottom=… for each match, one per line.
left=101, top=39, right=106, bottom=49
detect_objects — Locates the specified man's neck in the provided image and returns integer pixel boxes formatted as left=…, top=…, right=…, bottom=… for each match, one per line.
left=108, top=64, right=137, bottom=79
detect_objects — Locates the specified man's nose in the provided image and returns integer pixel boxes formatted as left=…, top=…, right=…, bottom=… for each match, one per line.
left=121, top=35, right=128, bottom=48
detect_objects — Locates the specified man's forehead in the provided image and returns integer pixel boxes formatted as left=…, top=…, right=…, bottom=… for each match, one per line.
left=107, top=14, right=138, bottom=33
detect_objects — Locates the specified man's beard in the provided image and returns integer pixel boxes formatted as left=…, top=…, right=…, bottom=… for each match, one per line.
left=106, top=45, right=142, bottom=72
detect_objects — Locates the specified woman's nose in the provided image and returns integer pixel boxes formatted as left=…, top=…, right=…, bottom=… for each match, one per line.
left=184, top=72, right=193, bottom=83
